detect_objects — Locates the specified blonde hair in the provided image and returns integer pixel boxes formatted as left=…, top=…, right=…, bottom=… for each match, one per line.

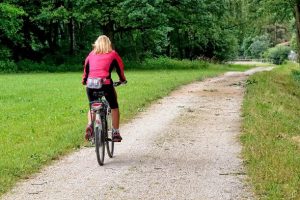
left=93, top=35, right=113, bottom=54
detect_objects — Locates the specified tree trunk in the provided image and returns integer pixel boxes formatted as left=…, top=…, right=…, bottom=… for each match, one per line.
left=67, top=0, right=76, bottom=55
left=274, top=24, right=277, bottom=44
left=294, top=3, right=300, bottom=62
left=103, top=22, right=114, bottom=46
left=68, top=18, right=76, bottom=55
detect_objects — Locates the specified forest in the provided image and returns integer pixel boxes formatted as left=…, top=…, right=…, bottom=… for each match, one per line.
left=0, top=0, right=299, bottom=72
left=1, top=1, right=300, bottom=199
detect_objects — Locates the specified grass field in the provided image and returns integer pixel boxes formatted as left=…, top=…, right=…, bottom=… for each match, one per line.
left=241, top=62, right=300, bottom=199
left=0, top=63, right=250, bottom=196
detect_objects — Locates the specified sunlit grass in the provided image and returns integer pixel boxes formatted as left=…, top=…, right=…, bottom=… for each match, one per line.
left=0, top=62, right=249, bottom=196
left=241, top=63, right=300, bottom=199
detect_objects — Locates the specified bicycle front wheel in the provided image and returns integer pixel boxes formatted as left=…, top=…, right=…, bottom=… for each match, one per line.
left=95, top=126, right=105, bottom=166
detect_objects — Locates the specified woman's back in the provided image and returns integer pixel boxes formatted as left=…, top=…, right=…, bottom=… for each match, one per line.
left=87, top=51, right=116, bottom=78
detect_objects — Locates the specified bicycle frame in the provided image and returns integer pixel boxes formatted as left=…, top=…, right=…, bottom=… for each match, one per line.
left=91, top=103, right=103, bottom=129
left=87, top=81, right=126, bottom=165
left=90, top=98, right=107, bottom=131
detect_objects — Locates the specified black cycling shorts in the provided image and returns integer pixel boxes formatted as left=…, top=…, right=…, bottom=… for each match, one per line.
left=86, top=84, right=118, bottom=109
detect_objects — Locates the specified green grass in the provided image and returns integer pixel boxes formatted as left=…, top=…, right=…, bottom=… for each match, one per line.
left=0, top=62, right=250, bottom=196
left=241, top=62, right=300, bottom=199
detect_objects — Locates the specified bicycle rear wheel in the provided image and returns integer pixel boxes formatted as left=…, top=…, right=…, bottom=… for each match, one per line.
left=106, top=108, right=114, bottom=158
left=95, top=126, right=105, bottom=166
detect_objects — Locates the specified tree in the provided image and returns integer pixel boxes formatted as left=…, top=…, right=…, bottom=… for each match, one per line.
left=242, top=35, right=271, bottom=58
left=0, top=0, right=245, bottom=66
left=245, top=0, right=300, bottom=60
left=0, top=3, right=25, bottom=59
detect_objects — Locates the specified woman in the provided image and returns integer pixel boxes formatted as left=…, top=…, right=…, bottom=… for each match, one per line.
left=82, top=35, right=127, bottom=142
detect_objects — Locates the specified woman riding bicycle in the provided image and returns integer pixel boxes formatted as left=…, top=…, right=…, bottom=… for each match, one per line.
left=82, top=35, right=127, bottom=142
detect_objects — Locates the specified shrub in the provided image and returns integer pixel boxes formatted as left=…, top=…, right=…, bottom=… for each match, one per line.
left=0, top=45, right=17, bottom=73
left=292, top=70, right=300, bottom=83
left=248, top=39, right=270, bottom=58
left=0, top=46, right=12, bottom=60
left=264, top=46, right=291, bottom=65
left=3, top=56, right=210, bottom=73
left=242, top=34, right=271, bottom=58
left=125, top=57, right=209, bottom=70
left=16, top=59, right=82, bottom=72
left=16, top=59, right=41, bottom=72
left=0, top=60, right=17, bottom=72
left=290, top=34, right=298, bottom=51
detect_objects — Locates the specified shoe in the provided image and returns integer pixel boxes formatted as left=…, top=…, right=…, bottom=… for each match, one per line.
left=85, top=124, right=93, bottom=141
left=112, top=131, right=122, bottom=142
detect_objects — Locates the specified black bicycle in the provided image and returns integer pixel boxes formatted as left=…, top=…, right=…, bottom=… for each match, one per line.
left=89, top=81, right=125, bottom=166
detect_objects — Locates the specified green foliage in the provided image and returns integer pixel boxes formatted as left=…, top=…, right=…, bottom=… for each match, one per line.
left=292, top=70, right=300, bottom=82
left=35, top=5, right=69, bottom=23
left=0, top=57, right=210, bottom=73
left=238, top=0, right=296, bottom=58
left=242, top=63, right=300, bottom=199
left=0, top=45, right=12, bottom=60
left=290, top=33, right=298, bottom=51
left=0, top=60, right=17, bottom=72
left=166, top=0, right=239, bottom=60
left=241, top=35, right=271, bottom=58
left=0, top=43, right=17, bottom=72
left=4, top=0, right=298, bottom=63
left=125, top=57, right=209, bottom=70
left=0, top=3, right=25, bottom=41
left=0, top=0, right=242, bottom=64
left=16, top=59, right=82, bottom=73
left=264, top=45, right=291, bottom=65
left=248, top=35, right=271, bottom=58
left=211, top=31, right=239, bottom=61
left=245, top=0, right=294, bottom=35
left=241, top=36, right=253, bottom=57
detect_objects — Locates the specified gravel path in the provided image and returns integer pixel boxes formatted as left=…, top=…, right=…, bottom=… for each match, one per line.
left=2, top=67, right=273, bottom=200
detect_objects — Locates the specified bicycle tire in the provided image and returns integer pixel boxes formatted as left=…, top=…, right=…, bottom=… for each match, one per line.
left=95, top=125, right=105, bottom=166
left=105, top=109, right=114, bottom=158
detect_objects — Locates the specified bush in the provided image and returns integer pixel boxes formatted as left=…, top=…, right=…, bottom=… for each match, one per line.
left=2, top=56, right=210, bottom=73
left=0, top=46, right=12, bottom=60
left=16, top=59, right=82, bottom=72
left=292, top=70, right=300, bottom=83
left=125, top=57, right=209, bottom=70
left=248, top=38, right=270, bottom=58
left=242, top=34, right=271, bottom=58
left=16, top=59, right=45, bottom=72
left=0, top=60, right=17, bottom=72
left=290, top=34, right=298, bottom=52
left=264, top=46, right=291, bottom=65
left=0, top=45, right=17, bottom=73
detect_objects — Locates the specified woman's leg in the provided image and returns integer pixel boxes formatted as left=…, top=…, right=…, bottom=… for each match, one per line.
left=87, top=109, right=94, bottom=125
left=107, top=86, right=120, bottom=129
left=111, top=108, right=119, bottom=129
left=105, top=85, right=122, bottom=141
left=85, top=87, right=95, bottom=140
left=86, top=87, right=94, bottom=126
left=111, top=108, right=122, bottom=142
left=85, top=109, right=94, bottom=140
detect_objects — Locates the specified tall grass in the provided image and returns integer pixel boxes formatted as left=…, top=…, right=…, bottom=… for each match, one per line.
left=292, top=69, right=300, bottom=83
left=125, top=57, right=210, bottom=70
left=0, top=57, right=241, bottom=73
left=0, top=61, right=249, bottom=196
left=241, top=63, right=300, bottom=199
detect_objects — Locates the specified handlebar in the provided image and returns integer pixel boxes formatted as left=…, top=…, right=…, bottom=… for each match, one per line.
left=113, top=80, right=127, bottom=87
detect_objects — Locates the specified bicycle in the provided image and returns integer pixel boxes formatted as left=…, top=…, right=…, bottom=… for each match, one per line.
left=89, top=81, right=125, bottom=166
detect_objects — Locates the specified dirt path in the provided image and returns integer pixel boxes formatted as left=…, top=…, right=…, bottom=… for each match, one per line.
left=2, top=67, right=273, bottom=200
